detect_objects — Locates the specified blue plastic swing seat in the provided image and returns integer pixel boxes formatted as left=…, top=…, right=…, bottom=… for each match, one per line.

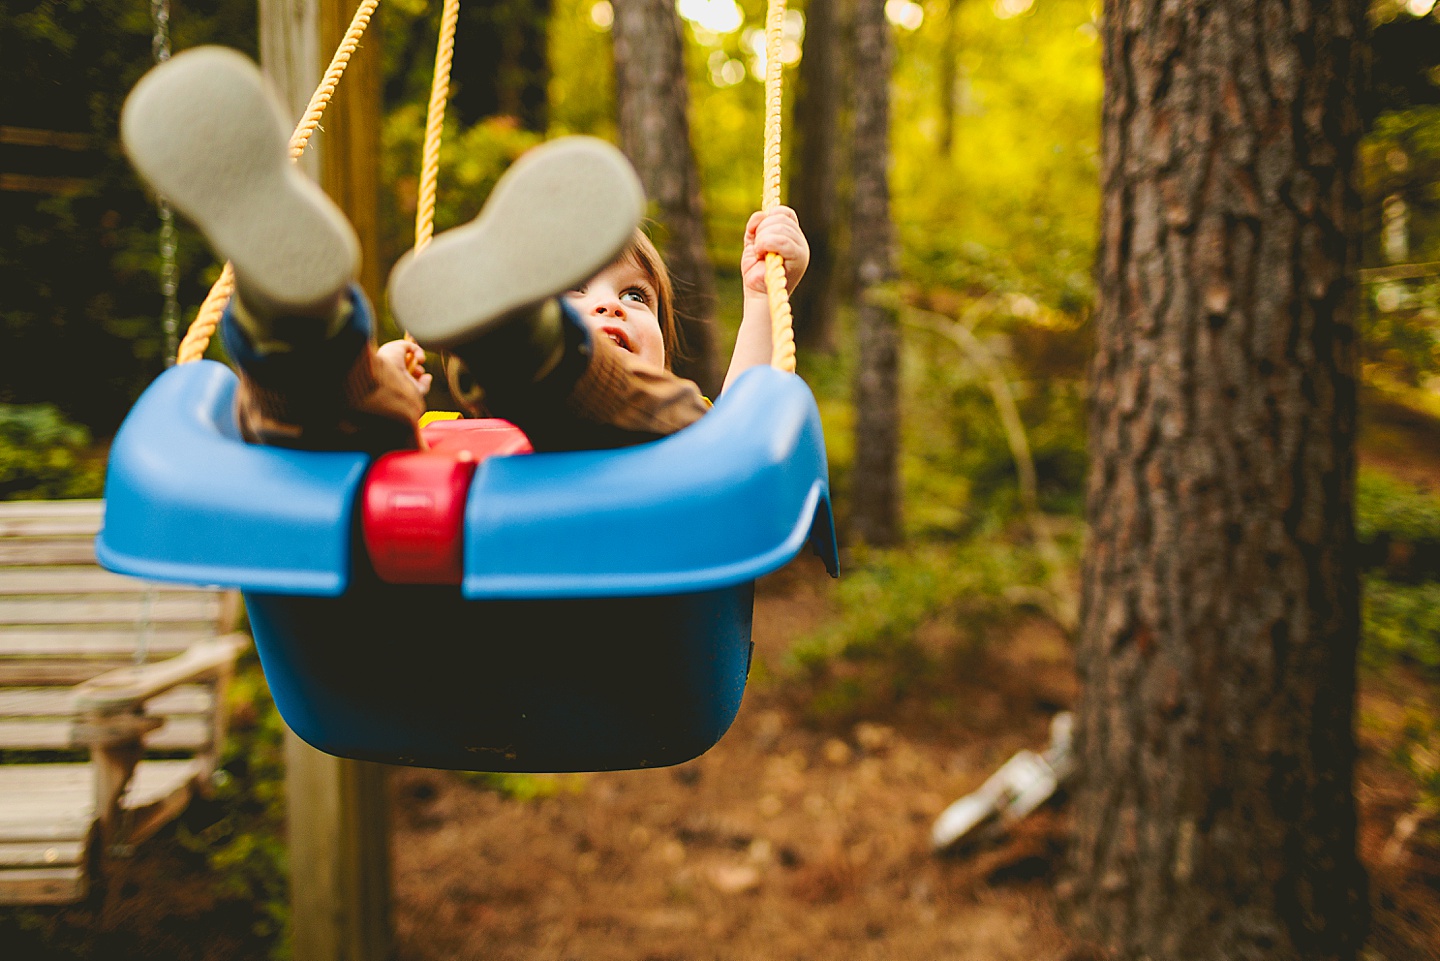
left=97, top=360, right=837, bottom=772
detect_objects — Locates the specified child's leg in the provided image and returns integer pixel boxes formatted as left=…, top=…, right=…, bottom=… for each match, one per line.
left=221, top=287, right=424, bottom=454
left=442, top=303, right=710, bottom=451
left=122, top=47, right=422, bottom=455
left=391, top=137, right=707, bottom=452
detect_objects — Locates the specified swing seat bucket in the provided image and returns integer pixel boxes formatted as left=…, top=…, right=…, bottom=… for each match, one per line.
left=97, top=360, right=836, bottom=772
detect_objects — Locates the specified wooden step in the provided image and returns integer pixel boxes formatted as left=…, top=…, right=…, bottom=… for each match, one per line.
left=0, top=839, right=85, bottom=868
left=0, top=595, right=221, bottom=626
left=0, top=628, right=205, bottom=658
left=0, top=865, right=86, bottom=904
left=0, top=541, right=97, bottom=567
left=0, top=716, right=212, bottom=751
left=0, top=569, right=203, bottom=596
left=0, top=685, right=213, bottom=718
left=0, top=657, right=199, bottom=687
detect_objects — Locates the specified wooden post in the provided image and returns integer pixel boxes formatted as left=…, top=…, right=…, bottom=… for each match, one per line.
left=257, top=0, right=321, bottom=180
left=317, top=0, right=385, bottom=307
left=257, top=3, right=393, bottom=959
left=283, top=736, right=392, bottom=961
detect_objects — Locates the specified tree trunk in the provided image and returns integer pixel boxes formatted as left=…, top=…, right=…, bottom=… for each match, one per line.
left=261, top=4, right=394, bottom=958
left=937, top=0, right=959, bottom=157
left=1069, top=0, right=1370, bottom=958
left=848, top=0, right=900, bottom=546
left=452, top=0, right=551, bottom=132
left=318, top=0, right=385, bottom=309
left=611, top=0, right=720, bottom=394
left=786, top=0, right=842, bottom=351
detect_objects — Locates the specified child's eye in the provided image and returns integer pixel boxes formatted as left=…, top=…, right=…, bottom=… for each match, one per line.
left=621, top=287, right=652, bottom=306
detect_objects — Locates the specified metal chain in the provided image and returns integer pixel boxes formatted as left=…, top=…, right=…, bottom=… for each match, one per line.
left=150, top=0, right=181, bottom=365
left=150, top=0, right=171, bottom=62
left=158, top=206, right=179, bottom=366
left=143, top=0, right=171, bottom=660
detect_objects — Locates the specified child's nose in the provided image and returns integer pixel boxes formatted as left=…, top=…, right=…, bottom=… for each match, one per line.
left=592, top=297, right=625, bottom=318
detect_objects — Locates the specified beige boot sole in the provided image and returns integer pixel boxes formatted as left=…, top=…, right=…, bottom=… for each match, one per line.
left=388, top=137, right=645, bottom=349
left=121, top=46, right=359, bottom=316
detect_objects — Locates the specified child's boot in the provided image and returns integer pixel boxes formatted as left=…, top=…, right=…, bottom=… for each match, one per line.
left=121, top=45, right=358, bottom=330
left=387, top=137, right=646, bottom=393
left=121, top=47, right=424, bottom=452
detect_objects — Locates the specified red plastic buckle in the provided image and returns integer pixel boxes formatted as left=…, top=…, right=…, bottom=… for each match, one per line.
left=361, top=419, right=532, bottom=584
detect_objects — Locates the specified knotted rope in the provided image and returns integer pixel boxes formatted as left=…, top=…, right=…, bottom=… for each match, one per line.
left=414, top=0, right=461, bottom=253
left=762, top=0, right=795, bottom=373
left=176, top=0, right=797, bottom=373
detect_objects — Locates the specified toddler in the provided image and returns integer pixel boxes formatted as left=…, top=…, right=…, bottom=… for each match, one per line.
left=120, top=47, right=808, bottom=455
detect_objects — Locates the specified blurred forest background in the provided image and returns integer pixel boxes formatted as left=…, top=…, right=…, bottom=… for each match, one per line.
left=2, top=0, right=1440, bottom=958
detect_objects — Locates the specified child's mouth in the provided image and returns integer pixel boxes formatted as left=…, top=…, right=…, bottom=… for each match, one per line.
left=601, top=326, right=632, bottom=352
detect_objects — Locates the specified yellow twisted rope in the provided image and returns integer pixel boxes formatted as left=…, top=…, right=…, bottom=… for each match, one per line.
left=177, top=0, right=790, bottom=371
left=763, top=0, right=795, bottom=374
left=176, top=0, right=382, bottom=365
left=174, top=262, right=233, bottom=365
left=414, top=0, right=461, bottom=253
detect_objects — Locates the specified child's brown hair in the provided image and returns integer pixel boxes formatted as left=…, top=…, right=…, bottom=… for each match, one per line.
left=619, top=227, right=682, bottom=370
left=443, top=227, right=683, bottom=414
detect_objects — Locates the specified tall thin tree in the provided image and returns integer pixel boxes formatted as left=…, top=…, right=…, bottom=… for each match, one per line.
left=1069, top=0, right=1370, bottom=957
left=937, top=0, right=960, bottom=157
left=611, top=0, right=719, bottom=393
left=786, top=0, right=843, bottom=351
left=849, top=0, right=900, bottom=546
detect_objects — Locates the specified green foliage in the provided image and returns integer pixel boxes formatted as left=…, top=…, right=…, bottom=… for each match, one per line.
left=1366, top=106, right=1440, bottom=247
left=174, top=659, right=291, bottom=957
left=1363, top=577, right=1440, bottom=675
left=1357, top=467, right=1440, bottom=545
left=0, top=0, right=256, bottom=431
left=681, top=0, right=771, bottom=257
left=895, top=294, right=1089, bottom=543
left=546, top=0, right=619, bottom=138
left=0, top=403, right=104, bottom=500
left=463, top=771, right=584, bottom=800
left=790, top=534, right=1076, bottom=719
left=379, top=107, right=542, bottom=287
left=1358, top=106, right=1440, bottom=387
left=1394, top=703, right=1440, bottom=817
left=1355, top=469, right=1440, bottom=677
left=891, top=0, right=1101, bottom=312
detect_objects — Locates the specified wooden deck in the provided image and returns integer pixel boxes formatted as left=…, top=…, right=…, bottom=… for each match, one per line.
left=0, top=499, right=246, bottom=904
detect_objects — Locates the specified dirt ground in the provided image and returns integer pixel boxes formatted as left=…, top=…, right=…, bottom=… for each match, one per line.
left=377, top=398, right=1440, bottom=961
left=389, top=558, right=1080, bottom=961
left=4, top=552, right=1437, bottom=960
left=383, top=558, right=1440, bottom=961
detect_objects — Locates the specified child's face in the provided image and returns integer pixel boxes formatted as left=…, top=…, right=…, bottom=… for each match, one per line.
left=564, top=257, right=665, bottom=368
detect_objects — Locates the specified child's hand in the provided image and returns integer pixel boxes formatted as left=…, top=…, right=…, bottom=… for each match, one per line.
left=741, top=206, right=809, bottom=298
left=376, top=337, right=433, bottom=396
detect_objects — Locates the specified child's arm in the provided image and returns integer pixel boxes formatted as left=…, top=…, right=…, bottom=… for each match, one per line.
left=723, top=206, right=810, bottom=395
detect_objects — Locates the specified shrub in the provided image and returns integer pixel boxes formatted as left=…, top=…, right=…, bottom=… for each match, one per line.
left=0, top=404, right=104, bottom=500
left=788, top=535, right=1076, bottom=720
left=174, top=658, right=290, bottom=956
left=1356, top=468, right=1440, bottom=546
left=1363, top=576, right=1440, bottom=675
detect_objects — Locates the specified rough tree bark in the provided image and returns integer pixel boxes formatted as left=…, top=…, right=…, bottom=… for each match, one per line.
left=849, top=0, right=900, bottom=546
left=786, top=0, right=842, bottom=351
left=1069, top=0, right=1370, bottom=958
left=611, top=0, right=720, bottom=394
